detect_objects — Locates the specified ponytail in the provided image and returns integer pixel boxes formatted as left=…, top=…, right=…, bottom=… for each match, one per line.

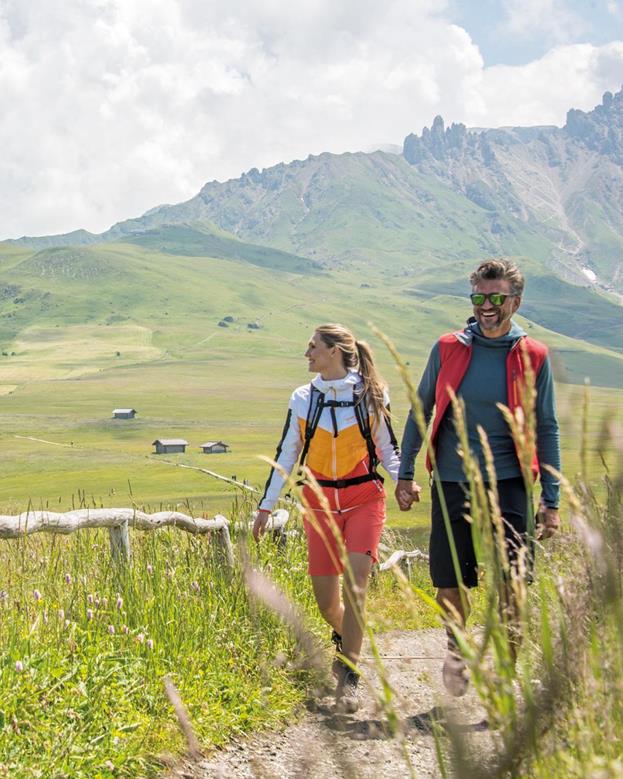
left=355, top=340, right=388, bottom=424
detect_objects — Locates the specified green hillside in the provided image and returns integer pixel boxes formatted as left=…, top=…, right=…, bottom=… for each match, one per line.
left=0, top=238, right=622, bottom=517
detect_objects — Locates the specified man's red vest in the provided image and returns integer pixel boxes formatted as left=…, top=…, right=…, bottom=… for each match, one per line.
left=425, top=332, right=548, bottom=477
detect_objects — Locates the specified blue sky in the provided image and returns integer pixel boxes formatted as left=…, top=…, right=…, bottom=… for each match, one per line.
left=449, top=0, right=623, bottom=65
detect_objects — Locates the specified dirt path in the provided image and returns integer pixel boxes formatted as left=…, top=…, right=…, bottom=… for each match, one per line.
left=167, top=629, right=489, bottom=779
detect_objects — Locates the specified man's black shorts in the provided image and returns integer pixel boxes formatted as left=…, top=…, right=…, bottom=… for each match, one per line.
left=429, top=477, right=532, bottom=589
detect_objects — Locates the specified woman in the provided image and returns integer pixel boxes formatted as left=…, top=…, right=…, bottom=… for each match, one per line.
left=253, top=323, right=401, bottom=712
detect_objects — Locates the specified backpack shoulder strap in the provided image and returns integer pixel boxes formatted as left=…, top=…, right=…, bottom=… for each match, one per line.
left=352, top=385, right=380, bottom=474
left=298, top=384, right=325, bottom=467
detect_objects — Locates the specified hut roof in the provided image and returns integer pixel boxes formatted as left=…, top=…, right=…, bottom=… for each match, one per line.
left=152, top=438, right=188, bottom=446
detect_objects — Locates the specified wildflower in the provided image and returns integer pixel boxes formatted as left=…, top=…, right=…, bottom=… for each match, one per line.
left=64, top=573, right=72, bottom=585
left=136, top=633, right=145, bottom=643
left=191, top=581, right=200, bottom=594
left=100, top=597, right=108, bottom=609
left=108, top=625, right=115, bottom=635
left=94, top=597, right=101, bottom=609
left=121, top=624, right=129, bottom=634
left=87, top=609, right=94, bottom=621
left=58, top=608, right=65, bottom=621
left=116, top=596, right=123, bottom=610
left=87, top=594, right=94, bottom=605
left=105, top=761, right=114, bottom=770
left=64, top=619, right=71, bottom=629
left=146, top=639, right=154, bottom=650
left=15, top=661, right=24, bottom=672
left=0, top=590, right=9, bottom=603
left=146, top=563, right=153, bottom=575
left=33, top=589, right=42, bottom=602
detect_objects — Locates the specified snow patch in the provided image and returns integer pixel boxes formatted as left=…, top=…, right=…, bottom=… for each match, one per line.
left=581, top=266, right=597, bottom=283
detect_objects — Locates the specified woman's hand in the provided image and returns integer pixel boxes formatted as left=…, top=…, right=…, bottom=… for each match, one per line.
left=253, top=509, right=271, bottom=541
left=395, top=479, right=422, bottom=511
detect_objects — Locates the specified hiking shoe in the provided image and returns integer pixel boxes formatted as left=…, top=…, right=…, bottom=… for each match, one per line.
left=331, top=630, right=343, bottom=678
left=335, top=661, right=360, bottom=714
left=442, top=644, right=469, bottom=697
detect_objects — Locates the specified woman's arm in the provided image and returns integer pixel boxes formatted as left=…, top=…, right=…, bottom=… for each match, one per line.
left=257, top=395, right=303, bottom=513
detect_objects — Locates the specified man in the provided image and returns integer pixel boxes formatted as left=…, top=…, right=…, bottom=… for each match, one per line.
left=396, top=258, right=561, bottom=695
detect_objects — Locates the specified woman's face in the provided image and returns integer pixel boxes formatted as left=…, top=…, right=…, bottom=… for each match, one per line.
left=305, top=331, right=339, bottom=374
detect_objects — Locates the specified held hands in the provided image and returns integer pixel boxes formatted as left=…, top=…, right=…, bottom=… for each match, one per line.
left=395, top=479, right=422, bottom=511
left=537, top=505, right=561, bottom=540
left=253, top=509, right=271, bottom=541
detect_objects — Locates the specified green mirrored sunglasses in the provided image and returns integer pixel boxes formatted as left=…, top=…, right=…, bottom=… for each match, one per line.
left=470, top=292, right=514, bottom=306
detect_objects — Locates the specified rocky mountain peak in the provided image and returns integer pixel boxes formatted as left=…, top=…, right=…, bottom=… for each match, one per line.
left=403, top=116, right=471, bottom=164
left=564, top=86, right=623, bottom=163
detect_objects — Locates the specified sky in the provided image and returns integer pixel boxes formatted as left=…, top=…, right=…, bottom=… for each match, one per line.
left=1, top=0, right=622, bottom=239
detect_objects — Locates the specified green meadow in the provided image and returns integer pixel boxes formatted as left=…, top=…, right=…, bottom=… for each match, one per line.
left=0, top=240, right=622, bottom=521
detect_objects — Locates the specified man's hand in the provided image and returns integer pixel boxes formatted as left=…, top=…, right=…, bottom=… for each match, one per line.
left=537, top=506, right=560, bottom=540
left=253, top=509, right=271, bottom=541
left=395, top=479, right=422, bottom=511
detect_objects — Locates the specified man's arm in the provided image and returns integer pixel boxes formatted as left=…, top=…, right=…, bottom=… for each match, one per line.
left=395, top=343, right=440, bottom=509
left=535, top=355, right=561, bottom=532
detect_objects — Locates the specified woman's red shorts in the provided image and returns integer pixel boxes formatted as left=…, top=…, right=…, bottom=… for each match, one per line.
left=303, top=494, right=386, bottom=576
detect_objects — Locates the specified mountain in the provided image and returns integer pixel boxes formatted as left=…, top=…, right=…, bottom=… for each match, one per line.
left=3, top=87, right=623, bottom=369
left=10, top=87, right=623, bottom=292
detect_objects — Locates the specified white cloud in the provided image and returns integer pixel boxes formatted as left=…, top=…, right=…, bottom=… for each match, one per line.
left=500, top=0, right=586, bottom=43
left=0, top=0, right=622, bottom=238
left=471, top=42, right=623, bottom=127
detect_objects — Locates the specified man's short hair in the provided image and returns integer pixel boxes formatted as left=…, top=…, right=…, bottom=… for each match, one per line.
left=470, top=258, right=525, bottom=297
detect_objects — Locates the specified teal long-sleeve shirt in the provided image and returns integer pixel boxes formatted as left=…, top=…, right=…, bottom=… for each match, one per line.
left=398, top=321, right=561, bottom=508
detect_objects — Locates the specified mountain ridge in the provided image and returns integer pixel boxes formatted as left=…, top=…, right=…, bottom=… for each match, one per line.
left=6, top=87, right=623, bottom=296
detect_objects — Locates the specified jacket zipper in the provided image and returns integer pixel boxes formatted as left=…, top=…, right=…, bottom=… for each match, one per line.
left=329, top=387, right=341, bottom=512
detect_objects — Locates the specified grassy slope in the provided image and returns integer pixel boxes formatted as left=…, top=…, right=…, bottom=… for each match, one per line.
left=0, top=240, right=621, bottom=522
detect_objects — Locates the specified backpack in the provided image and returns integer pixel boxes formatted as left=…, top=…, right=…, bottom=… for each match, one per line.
left=297, top=383, right=383, bottom=489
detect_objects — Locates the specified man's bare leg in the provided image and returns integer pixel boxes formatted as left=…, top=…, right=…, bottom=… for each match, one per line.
left=437, top=587, right=470, bottom=696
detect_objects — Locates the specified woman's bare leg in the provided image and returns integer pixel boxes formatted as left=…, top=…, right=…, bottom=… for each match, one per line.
left=311, top=575, right=343, bottom=633
left=341, top=551, right=373, bottom=664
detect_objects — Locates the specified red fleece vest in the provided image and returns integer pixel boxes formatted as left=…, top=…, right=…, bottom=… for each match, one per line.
left=424, top=332, right=548, bottom=477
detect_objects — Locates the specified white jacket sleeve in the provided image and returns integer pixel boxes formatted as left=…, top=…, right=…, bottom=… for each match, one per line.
left=373, top=395, right=401, bottom=483
left=258, top=395, right=303, bottom=512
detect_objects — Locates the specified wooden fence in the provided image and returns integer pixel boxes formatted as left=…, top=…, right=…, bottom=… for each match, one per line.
left=0, top=508, right=291, bottom=567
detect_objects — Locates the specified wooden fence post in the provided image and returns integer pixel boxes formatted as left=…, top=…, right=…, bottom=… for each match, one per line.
left=109, top=520, right=131, bottom=564
left=213, top=524, right=234, bottom=568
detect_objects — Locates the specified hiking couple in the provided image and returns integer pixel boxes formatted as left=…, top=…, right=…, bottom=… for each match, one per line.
left=254, top=258, right=561, bottom=712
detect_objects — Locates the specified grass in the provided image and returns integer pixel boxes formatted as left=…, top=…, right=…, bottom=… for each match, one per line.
left=0, top=516, right=322, bottom=778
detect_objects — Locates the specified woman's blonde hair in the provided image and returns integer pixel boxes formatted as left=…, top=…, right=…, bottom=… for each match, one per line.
left=315, top=323, right=388, bottom=422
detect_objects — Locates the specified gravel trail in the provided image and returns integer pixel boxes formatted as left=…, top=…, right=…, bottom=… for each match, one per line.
left=167, top=629, right=489, bottom=779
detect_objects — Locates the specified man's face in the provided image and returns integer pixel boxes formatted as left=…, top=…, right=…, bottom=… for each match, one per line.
left=471, top=278, right=520, bottom=338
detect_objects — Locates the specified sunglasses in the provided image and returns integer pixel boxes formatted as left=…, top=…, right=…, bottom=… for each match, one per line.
left=470, top=292, right=514, bottom=306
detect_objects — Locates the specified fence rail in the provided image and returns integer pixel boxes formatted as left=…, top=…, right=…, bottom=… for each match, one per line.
left=0, top=508, right=290, bottom=567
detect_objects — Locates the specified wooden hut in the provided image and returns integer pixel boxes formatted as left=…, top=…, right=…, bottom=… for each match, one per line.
left=152, top=438, right=188, bottom=454
left=113, top=408, right=137, bottom=419
left=200, top=441, right=230, bottom=454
